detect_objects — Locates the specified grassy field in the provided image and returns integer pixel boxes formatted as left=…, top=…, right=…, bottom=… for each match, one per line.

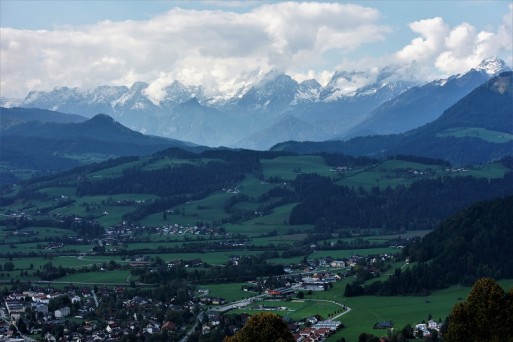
left=87, top=160, right=146, bottom=178
left=336, top=159, right=445, bottom=190
left=200, top=282, right=257, bottom=302
left=231, top=299, right=342, bottom=321
left=218, top=277, right=513, bottom=342
left=438, top=127, right=513, bottom=143
left=268, top=247, right=399, bottom=265
left=57, top=270, right=132, bottom=284
left=323, top=279, right=513, bottom=342
left=261, top=155, right=333, bottom=180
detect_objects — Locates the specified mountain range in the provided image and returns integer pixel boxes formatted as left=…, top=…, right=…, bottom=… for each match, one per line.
left=0, top=107, right=205, bottom=176
left=3, top=57, right=508, bottom=150
left=272, top=71, right=513, bottom=165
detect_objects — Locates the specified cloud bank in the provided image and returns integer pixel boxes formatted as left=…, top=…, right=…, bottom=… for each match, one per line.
left=1, top=2, right=511, bottom=99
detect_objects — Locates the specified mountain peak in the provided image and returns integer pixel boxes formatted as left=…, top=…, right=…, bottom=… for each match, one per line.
left=89, top=113, right=115, bottom=123
left=475, top=57, right=510, bottom=75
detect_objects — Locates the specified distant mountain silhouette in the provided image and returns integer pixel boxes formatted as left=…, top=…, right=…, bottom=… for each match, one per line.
left=0, top=108, right=206, bottom=173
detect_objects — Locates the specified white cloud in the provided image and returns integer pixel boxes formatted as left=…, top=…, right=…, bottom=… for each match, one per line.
left=0, top=2, right=389, bottom=99
left=396, top=17, right=449, bottom=63
left=395, top=5, right=512, bottom=77
left=1, top=2, right=511, bottom=100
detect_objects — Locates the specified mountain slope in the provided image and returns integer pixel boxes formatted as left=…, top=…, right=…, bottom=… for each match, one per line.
left=1, top=109, right=206, bottom=175
left=237, top=115, right=328, bottom=150
left=343, top=57, right=511, bottom=138
left=10, top=58, right=510, bottom=149
left=272, top=72, right=513, bottom=164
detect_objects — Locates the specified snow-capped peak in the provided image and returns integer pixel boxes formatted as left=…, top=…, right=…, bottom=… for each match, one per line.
left=475, top=57, right=510, bottom=75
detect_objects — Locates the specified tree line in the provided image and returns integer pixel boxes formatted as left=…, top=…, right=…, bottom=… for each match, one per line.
left=347, top=195, right=513, bottom=296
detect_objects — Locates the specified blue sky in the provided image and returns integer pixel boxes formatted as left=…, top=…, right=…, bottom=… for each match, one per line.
left=1, top=1, right=511, bottom=99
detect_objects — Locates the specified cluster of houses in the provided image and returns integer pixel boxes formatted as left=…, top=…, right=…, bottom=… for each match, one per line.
left=4, top=288, right=94, bottom=323
left=415, top=320, right=443, bottom=338
left=1, top=286, right=193, bottom=341
left=293, top=320, right=342, bottom=342
left=153, top=223, right=225, bottom=237
left=445, top=167, right=469, bottom=173
left=104, top=221, right=229, bottom=245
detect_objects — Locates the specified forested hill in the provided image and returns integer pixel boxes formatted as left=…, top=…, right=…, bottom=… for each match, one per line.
left=354, top=195, right=513, bottom=296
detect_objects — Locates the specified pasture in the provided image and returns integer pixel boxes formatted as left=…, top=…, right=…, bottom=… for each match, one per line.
left=437, top=127, right=513, bottom=143
left=261, top=155, right=333, bottom=180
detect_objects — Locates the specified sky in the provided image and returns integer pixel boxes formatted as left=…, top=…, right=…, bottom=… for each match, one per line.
left=1, top=0, right=512, bottom=101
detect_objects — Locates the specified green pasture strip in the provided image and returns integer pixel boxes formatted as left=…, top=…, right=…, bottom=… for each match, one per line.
left=232, top=201, right=259, bottom=212
left=335, top=160, right=434, bottom=190
left=224, top=222, right=309, bottom=238
left=261, top=155, right=332, bottom=181
left=437, top=127, right=513, bottom=143
left=465, top=163, right=509, bottom=179
left=148, top=251, right=261, bottom=265
left=87, top=160, right=146, bottom=178
left=251, top=233, right=308, bottom=246
left=1, top=226, right=78, bottom=240
left=57, top=270, right=131, bottom=284
left=231, top=299, right=341, bottom=321
left=5, top=256, right=97, bottom=271
left=237, top=174, right=273, bottom=198
left=94, top=210, right=130, bottom=227
left=38, top=187, right=77, bottom=197
left=56, top=153, right=113, bottom=164
left=77, top=194, right=158, bottom=203
left=140, top=191, right=233, bottom=226
left=142, top=157, right=201, bottom=171
left=200, top=282, right=257, bottom=302
left=311, top=248, right=399, bottom=260
left=244, top=203, right=299, bottom=226
left=268, top=247, right=399, bottom=265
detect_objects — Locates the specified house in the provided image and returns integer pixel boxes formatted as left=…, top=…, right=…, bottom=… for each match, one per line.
left=374, top=321, right=393, bottom=329
left=55, top=306, right=70, bottom=318
left=307, top=316, right=318, bottom=325
left=202, top=325, right=211, bottom=335
left=185, top=259, right=203, bottom=267
left=106, top=322, right=120, bottom=333
left=266, top=288, right=295, bottom=298
left=33, top=303, right=49, bottom=315
left=71, top=295, right=81, bottom=304
left=44, top=332, right=57, bottom=342
left=330, top=260, right=346, bottom=268
left=428, top=320, right=438, bottom=329
left=161, top=321, right=176, bottom=331
left=415, top=323, right=427, bottom=331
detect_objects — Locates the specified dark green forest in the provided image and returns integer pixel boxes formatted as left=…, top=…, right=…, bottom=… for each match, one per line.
left=345, top=195, right=513, bottom=296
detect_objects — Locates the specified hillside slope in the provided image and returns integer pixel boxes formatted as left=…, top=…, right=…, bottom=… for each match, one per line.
left=272, top=72, right=513, bottom=165
left=1, top=110, right=206, bottom=176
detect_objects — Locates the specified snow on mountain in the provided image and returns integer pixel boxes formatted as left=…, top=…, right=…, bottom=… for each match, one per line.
left=292, top=79, right=322, bottom=104
left=111, top=82, right=154, bottom=112
left=10, top=57, right=510, bottom=150
left=319, top=68, right=414, bottom=103
left=236, top=73, right=299, bottom=112
left=475, top=56, right=512, bottom=75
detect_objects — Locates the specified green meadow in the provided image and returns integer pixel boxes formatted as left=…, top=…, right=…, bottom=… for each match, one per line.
left=324, top=279, right=513, bottom=342
left=438, top=127, right=513, bottom=143
left=231, top=299, right=342, bottom=321
left=261, top=155, right=334, bottom=180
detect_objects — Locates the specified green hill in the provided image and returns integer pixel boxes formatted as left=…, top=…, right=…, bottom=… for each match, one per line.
left=354, top=195, right=513, bottom=296
left=0, top=109, right=206, bottom=180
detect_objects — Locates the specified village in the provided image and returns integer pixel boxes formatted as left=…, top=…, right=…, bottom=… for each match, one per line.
left=0, top=249, right=404, bottom=342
